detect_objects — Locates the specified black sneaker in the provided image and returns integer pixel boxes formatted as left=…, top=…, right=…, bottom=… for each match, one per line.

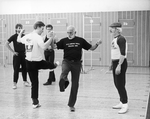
left=70, top=107, right=75, bottom=112
left=65, top=80, right=69, bottom=89
left=43, top=82, right=52, bottom=86
left=59, top=79, right=65, bottom=92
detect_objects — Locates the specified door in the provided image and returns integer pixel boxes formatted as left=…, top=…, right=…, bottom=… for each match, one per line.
left=0, top=19, right=7, bottom=66
left=50, top=18, right=67, bottom=63
left=20, top=19, right=36, bottom=34
left=83, top=17, right=101, bottom=67
left=119, top=19, right=135, bottom=66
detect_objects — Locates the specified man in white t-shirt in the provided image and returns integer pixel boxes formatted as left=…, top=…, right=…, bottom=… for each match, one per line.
left=17, top=21, right=59, bottom=109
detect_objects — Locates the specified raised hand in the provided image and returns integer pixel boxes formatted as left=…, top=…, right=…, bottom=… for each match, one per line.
left=20, top=29, right=25, bottom=34
left=96, top=39, right=102, bottom=45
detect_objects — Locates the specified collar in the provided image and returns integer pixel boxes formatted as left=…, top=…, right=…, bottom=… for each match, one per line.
left=114, top=34, right=120, bottom=38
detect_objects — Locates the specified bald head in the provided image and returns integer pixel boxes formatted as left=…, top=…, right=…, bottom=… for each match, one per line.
left=67, top=25, right=76, bottom=32
left=67, top=25, right=76, bottom=39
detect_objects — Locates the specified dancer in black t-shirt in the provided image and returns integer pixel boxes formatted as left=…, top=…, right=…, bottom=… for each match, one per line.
left=43, top=24, right=58, bottom=85
left=55, top=25, right=102, bottom=112
left=6, top=24, right=30, bottom=89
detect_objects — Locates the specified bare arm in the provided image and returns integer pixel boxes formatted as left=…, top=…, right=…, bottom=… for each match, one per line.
left=90, top=39, right=102, bottom=51
left=52, top=35, right=59, bottom=49
left=118, top=55, right=125, bottom=66
left=43, top=31, right=58, bottom=50
left=47, top=33, right=59, bottom=50
left=5, top=41, right=18, bottom=56
left=42, top=37, right=54, bottom=50
left=17, top=29, right=25, bottom=43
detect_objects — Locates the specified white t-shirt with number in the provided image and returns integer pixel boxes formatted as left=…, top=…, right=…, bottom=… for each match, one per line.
left=111, top=36, right=127, bottom=60
left=20, top=31, right=45, bottom=61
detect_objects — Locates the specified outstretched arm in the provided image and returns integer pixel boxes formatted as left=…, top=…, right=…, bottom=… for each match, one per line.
left=90, top=39, right=102, bottom=51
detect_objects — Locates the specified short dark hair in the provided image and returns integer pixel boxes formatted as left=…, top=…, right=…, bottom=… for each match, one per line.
left=33, top=21, right=45, bottom=29
left=46, top=24, right=53, bottom=30
left=15, top=24, right=23, bottom=29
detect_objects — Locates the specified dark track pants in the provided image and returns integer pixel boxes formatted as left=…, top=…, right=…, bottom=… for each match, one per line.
left=13, top=52, right=27, bottom=83
left=60, top=59, right=81, bottom=107
left=44, top=50, right=56, bottom=82
left=26, top=60, right=56, bottom=105
left=112, top=59, right=128, bottom=104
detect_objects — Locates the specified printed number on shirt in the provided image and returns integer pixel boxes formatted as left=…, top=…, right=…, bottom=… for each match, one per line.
left=111, top=41, right=117, bottom=49
left=26, top=45, right=33, bottom=52
left=25, top=38, right=33, bottom=52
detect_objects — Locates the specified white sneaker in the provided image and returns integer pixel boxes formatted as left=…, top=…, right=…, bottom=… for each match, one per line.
left=55, top=61, right=60, bottom=66
left=32, top=104, right=41, bottom=109
left=112, top=102, right=122, bottom=109
left=118, top=103, right=128, bottom=114
left=24, top=81, right=30, bottom=87
left=12, top=82, right=17, bottom=89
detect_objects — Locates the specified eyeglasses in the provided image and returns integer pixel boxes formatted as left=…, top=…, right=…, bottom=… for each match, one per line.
left=67, top=32, right=74, bottom=35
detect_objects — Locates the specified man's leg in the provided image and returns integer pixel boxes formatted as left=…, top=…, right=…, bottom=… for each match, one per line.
left=28, top=70, right=41, bottom=109
left=28, top=70, right=39, bottom=104
left=43, top=50, right=56, bottom=85
left=112, top=60, right=128, bottom=113
left=43, top=51, right=51, bottom=85
left=38, top=60, right=57, bottom=70
left=49, top=50, right=56, bottom=82
left=20, top=53, right=27, bottom=81
left=116, top=60, right=128, bottom=104
left=12, top=55, right=21, bottom=89
left=68, top=62, right=81, bottom=109
left=59, top=60, right=70, bottom=92
left=26, top=60, right=40, bottom=108
left=43, top=71, right=56, bottom=85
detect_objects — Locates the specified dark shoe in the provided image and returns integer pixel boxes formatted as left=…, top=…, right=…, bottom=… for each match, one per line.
left=52, top=79, right=56, bottom=82
left=69, top=107, right=75, bottom=112
left=59, top=79, right=65, bottom=92
left=65, top=80, right=69, bottom=89
left=32, top=98, right=39, bottom=105
left=43, top=82, right=52, bottom=85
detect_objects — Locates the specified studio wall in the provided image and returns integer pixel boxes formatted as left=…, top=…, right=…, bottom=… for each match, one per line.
left=0, top=10, right=149, bottom=67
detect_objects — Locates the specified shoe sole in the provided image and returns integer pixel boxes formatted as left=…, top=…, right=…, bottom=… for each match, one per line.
left=33, top=104, right=41, bottom=109
left=118, top=110, right=128, bottom=114
left=112, top=107, right=122, bottom=109
left=43, top=83, right=52, bottom=86
left=43, top=84, right=52, bottom=86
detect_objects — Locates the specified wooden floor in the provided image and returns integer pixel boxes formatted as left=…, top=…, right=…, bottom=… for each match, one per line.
left=0, top=65, right=149, bottom=119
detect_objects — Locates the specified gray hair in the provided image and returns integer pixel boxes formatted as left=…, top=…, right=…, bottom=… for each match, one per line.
left=116, top=27, right=122, bottom=33
left=67, top=25, right=76, bottom=32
